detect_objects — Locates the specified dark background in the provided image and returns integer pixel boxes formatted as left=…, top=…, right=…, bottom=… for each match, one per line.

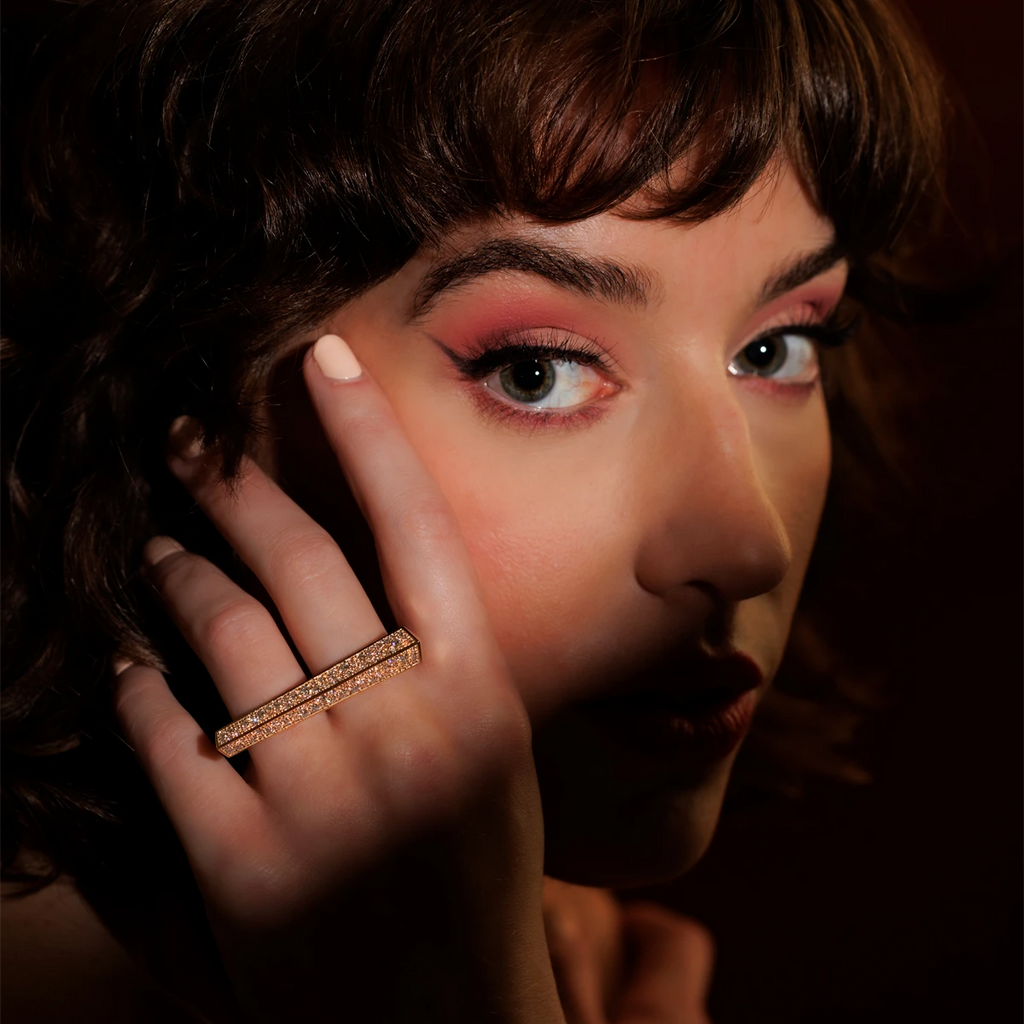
left=655, top=3, right=1023, bottom=1021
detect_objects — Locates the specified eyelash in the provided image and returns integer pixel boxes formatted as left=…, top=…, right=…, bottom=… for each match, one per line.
left=438, top=329, right=618, bottom=428
left=744, top=310, right=860, bottom=355
left=444, top=329, right=615, bottom=377
left=439, top=311, right=860, bottom=427
left=728, top=309, right=860, bottom=389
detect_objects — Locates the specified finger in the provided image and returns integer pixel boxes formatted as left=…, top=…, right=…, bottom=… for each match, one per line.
left=303, top=335, right=494, bottom=653
left=167, top=420, right=384, bottom=674
left=544, top=879, right=624, bottom=1024
left=141, top=535, right=333, bottom=777
left=163, top=434, right=467, bottom=799
left=545, top=906, right=609, bottom=1024
left=547, top=929, right=614, bottom=1024
left=113, top=660, right=256, bottom=862
left=615, top=903, right=715, bottom=1024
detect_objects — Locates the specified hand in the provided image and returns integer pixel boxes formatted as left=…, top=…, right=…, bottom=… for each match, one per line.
left=114, top=335, right=563, bottom=1023
left=544, top=879, right=714, bottom=1024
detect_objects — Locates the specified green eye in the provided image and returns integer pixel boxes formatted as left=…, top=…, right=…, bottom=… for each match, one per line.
left=729, top=333, right=817, bottom=381
left=735, top=337, right=786, bottom=376
left=498, top=360, right=556, bottom=403
left=484, top=358, right=606, bottom=410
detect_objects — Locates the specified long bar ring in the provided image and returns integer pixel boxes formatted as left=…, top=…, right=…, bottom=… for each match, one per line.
left=214, top=628, right=421, bottom=757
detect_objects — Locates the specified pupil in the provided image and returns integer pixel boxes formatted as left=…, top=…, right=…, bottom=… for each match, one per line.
left=511, top=361, right=547, bottom=393
left=745, top=339, right=778, bottom=370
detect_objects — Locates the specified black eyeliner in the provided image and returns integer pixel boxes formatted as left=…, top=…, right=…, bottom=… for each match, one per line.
left=750, top=309, right=861, bottom=350
left=431, top=328, right=613, bottom=379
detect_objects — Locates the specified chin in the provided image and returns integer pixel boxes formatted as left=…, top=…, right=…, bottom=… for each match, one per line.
left=539, top=756, right=735, bottom=889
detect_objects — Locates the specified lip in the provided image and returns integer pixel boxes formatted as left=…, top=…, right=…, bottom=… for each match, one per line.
left=579, top=652, right=763, bottom=765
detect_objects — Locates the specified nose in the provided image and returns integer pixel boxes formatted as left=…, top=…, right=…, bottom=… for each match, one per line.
left=633, top=387, right=793, bottom=604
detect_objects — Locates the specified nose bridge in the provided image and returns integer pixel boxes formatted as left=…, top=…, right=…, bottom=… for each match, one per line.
left=634, top=384, right=793, bottom=602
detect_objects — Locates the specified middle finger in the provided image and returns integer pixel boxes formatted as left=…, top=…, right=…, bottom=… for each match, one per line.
left=167, top=422, right=385, bottom=677
left=141, top=535, right=332, bottom=775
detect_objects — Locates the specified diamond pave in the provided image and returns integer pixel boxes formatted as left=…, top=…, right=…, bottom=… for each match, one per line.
left=214, top=629, right=420, bottom=757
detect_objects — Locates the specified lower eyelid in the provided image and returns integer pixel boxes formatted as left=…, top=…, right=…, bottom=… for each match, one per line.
left=464, top=372, right=616, bottom=427
left=469, top=387, right=610, bottom=429
left=734, top=374, right=820, bottom=400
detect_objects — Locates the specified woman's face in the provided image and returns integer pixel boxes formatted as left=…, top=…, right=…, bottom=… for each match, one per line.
left=268, top=162, right=844, bottom=886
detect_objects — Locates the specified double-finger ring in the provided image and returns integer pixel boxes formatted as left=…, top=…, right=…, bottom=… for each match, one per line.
left=214, top=628, right=421, bottom=757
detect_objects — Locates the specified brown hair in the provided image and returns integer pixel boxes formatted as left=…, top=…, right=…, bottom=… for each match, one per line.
left=2, top=0, right=944, bottom=889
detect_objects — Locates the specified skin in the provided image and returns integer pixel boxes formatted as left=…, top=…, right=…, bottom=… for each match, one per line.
left=0, top=160, right=842, bottom=1023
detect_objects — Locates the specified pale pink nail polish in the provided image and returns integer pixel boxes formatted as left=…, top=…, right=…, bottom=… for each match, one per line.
left=312, top=334, right=362, bottom=380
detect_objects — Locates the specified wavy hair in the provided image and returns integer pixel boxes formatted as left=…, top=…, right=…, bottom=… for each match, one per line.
left=2, top=0, right=944, bottom=890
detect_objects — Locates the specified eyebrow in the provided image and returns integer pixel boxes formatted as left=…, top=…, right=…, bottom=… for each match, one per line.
left=410, top=234, right=847, bottom=321
left=758, top=238, right=847, bottom=305
left=410, top=238, right=655, bottom=320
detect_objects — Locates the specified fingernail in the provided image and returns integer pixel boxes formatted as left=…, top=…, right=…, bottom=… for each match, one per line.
left=112, top=656, right=134, bottom=676
left=312, top=334, right=362, bottom=381
left=142, top=535, right=184, bottom=567
left=168, top=415, right=204, bottom=460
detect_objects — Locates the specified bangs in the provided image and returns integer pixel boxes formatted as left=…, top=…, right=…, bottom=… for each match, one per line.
left=358, top=0, right=943, bottom=255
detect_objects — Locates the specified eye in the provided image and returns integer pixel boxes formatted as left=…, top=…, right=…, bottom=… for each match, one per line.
left=728, top=331, right=818, bottom=384
left=432, top=327, right=621, bottom=425
left=484, top=357, right=608, bottom=410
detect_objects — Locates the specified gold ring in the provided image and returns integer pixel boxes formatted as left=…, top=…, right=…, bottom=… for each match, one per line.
left=215, top=628, right=421, bottom=757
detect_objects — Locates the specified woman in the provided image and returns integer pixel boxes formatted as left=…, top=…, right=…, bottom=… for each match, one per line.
left=1, top=0, right=944, bottom=1020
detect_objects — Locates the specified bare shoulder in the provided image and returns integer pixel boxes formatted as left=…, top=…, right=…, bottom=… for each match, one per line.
left=1, top=875, right=198, bottom=1023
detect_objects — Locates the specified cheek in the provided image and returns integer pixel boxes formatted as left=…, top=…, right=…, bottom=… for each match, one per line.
left=753, top=389, right=832, bottom=583
left=389, top=405, right=635, bottom=694
left=790, top=402, right=832, bottom=562
left=435, top=451, right=623, bottom=646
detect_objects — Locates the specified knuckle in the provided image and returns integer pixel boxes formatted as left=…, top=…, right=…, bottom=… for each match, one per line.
left=390, top=732, right=461, bottom=808
left=370, top=712, right=463, bottom=816
left=146, top=546, right=195, bottom=590
left=112, top=671, right=151, bottom=731
left=390, top=493, right=460, bottom=549
left=151, top=550, right=230, bottom=611
left=141, top=709, right=196, bottom=776
left=266, top=527, right=340, bottom=589
left=447, top=672, right=532, bottom=771
left=481, top=685, right=532, bottom=749
left=339, top=407, right=392, bottom=448
left=197, top=597, right=272, bottom=655
left=218, top=849, right=279, bottom=905
left=208, top=839, right=300, bottom=928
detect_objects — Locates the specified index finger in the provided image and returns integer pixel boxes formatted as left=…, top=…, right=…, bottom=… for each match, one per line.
left=303, top=334, right=494, bottom=653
